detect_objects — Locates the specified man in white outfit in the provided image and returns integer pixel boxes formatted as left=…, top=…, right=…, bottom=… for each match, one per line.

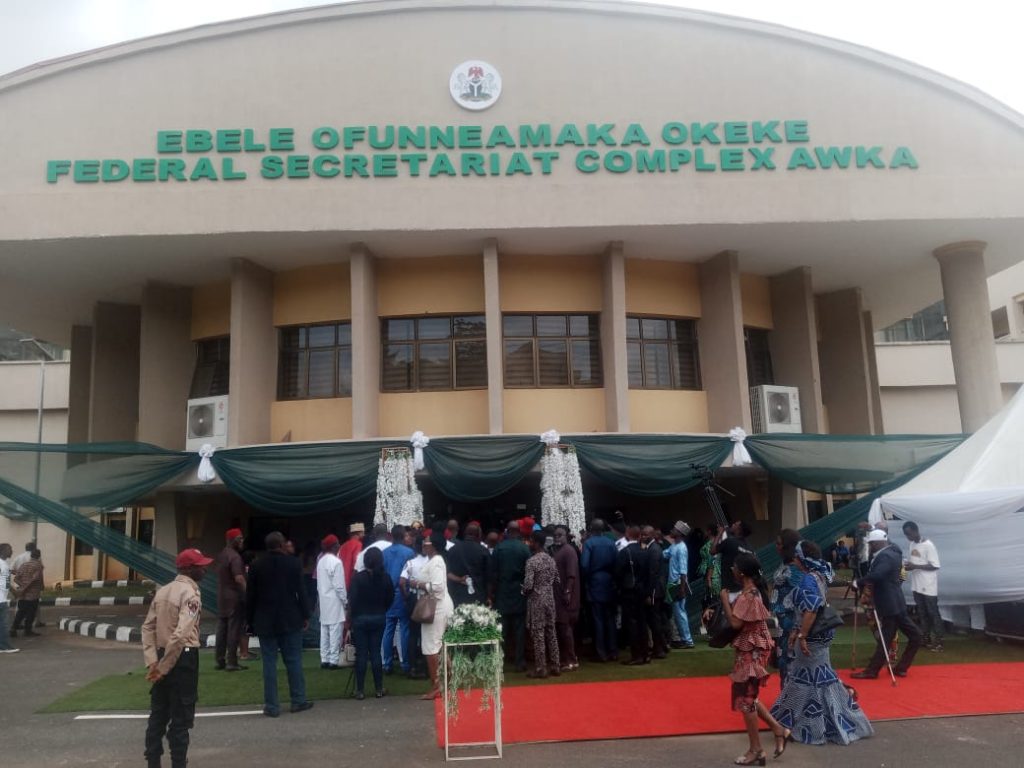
left=316, top=535, right=347, bottom=670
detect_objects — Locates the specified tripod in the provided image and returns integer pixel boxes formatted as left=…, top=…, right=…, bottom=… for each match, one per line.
left=692, top=464, right=732, bottom=530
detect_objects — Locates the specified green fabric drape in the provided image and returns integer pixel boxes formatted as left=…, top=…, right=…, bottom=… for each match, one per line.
left=211, top=440, right=397, bottom=515
left=744, top=434, right=965, bottom=495
left=0, top=476, right=217, bottom=607
left=565, top=434, right=733, bottom=496
left=424, top=435, right=545, bottom=502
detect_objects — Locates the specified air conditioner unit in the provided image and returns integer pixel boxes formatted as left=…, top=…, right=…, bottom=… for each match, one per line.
left=185, top=395, right=228, bottom=451
left=750, top=385, right=802, bottom=434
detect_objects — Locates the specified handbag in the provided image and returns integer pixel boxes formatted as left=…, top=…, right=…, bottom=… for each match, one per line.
left=411, top=593, right=436, bottom=624
left=707, top=602, right=739, bottom=648
left=808, top=573, right=844, bottom=636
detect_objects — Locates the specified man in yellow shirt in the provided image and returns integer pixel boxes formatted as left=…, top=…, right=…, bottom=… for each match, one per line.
left=142, top=548, right=212, bottom=768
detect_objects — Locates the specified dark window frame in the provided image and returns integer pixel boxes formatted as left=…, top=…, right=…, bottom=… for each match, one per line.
left=626, top=315, right=700, bottom=390
left=502, top=313, right=603, bottom=389
left=189, top=336, right=230, bottom=399
left=380, top=314, right=487, bottom=393
left=744, top=327, right=775, bottom=388
left=277, top=321, right=353, bottom=400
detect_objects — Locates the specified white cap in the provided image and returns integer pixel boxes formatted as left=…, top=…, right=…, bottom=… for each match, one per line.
left=865, top=529, right=888, bottom=543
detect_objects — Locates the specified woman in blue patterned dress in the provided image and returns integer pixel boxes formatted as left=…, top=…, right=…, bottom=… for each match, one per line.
left=769, top=541, right=873, bottom=746
left=770, top=529, right=803, bottom=686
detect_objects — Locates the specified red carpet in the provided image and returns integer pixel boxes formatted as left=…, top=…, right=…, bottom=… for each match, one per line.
left=435, top=662, right=1024, bottom=747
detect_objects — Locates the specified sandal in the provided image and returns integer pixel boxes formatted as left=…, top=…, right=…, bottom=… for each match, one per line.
left=419, top=690, right=440, bottom=700
left=773, top=729, right=793, bottom=758
left=734, top=751, right=766, bottom=766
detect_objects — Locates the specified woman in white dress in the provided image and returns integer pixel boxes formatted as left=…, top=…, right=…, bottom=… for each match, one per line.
left=408, top=530, right=453, bottom=699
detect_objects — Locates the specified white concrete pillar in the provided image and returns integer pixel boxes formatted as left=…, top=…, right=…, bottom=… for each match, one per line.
left=350, top=244, right=380, bottom=439
left=933, top=241, right=1002, bottom=432
left=816, top=288, right=876, bottom=434
left=483, top=239, right=504, bottom=434
left=139, top=283, right=193, bottom=449
left=601, top=241, right=629, bottom=432
left=768, top=267, right=824, bottom=434
left=697, top=251, right=751, bottom=432
left=228, top=258, right=275, bottom=446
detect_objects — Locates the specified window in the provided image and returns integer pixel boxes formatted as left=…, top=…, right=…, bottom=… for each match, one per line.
left=189, top=336, right=229, bottom=398
left=381, top=315, right=487, bottom=392
left=278, top=323, right=352, bottom=399
left=992, top=306, right=1010, bottom=339
left=626, top=316, right=699, bottom=389
left=745, top=328, right=775, bottom=387
left=503, top=314, right=602, bottom=388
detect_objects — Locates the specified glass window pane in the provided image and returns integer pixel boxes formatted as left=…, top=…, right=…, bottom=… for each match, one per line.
left=570, top=315, right=598, bottom=337
left=382, top=343, right=414, bottom=391
left=674, top=340, right=701, bottom=389
left=503, top=339, right=535, bottom=387
left=503, top=315, right=533, bottom=337
left=537, top=339, right=569, bottom=386
left=454, top=315, right=486, bottom=338
left=307, top=349, right=335, bottom=396
left=536, top=315, right=567, bottom=337
left=643, top=343, right=672, bottom=387
left=626, top=317, right=641, bottom=339
left=337, top=323, right=352, bottom=346
left=418, top=317, right=451, bottom=340
left=337, top=347, right=352, bottom=397
left=280, top=327, right=302, bottom=349
left=384, top=318, right=415, bottom=342
left=455, top=341, right=487, bottom=388
left=277, top=349, right=305, bottom=399
left=308, top=325, right=335, bottom=348
left=571, top=339, right=601, bottom=386
left=418, top=342, right=452, bottom=390
left=671, top=319, right=696, bottom=342
left=641, top=318, right=669, bottom=340
left=627, top=341, right=643, bottom=388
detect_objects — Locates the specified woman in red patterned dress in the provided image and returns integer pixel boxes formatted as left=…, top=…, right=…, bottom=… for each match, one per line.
left=722, top=552, right=792, bottom=766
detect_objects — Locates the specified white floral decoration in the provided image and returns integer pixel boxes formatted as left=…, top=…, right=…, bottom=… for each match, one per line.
left=374, top=451, right=424, bottom=528
left=540, top=444, right=586, bottom=537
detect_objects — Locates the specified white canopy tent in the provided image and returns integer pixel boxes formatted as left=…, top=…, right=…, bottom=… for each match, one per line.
left=869, top=385, right=1024, bottom=630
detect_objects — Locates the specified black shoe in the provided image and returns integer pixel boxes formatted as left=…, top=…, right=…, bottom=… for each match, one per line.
left=355, top=692, right=365, bottom=701
left=214, top=662, right=226, bottom=670
left=263, top=708, right=280, bottom=718
left=326, top=663, right=342, bottom=670
left=224, top=664, right=248, bottom=672
left=290, top=701, right=314, bottom=713
left=24, top=631, right=40, bottom=637
left=622, top=658, right=647, bottom=666
left=850, top=670, right=878, bottom=679
left=894, top=669, right=908, bottom=678
left=669, top=641, right=686, bottom=649
left=320, top=662, right=330, bottom=669
left=375, top=689, right=388, bottom=698
left=652, top=652, right=667, bottom=660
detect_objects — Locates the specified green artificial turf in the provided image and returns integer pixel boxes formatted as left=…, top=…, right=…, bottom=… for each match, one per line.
left=40, top=627, right=1024, bottom=714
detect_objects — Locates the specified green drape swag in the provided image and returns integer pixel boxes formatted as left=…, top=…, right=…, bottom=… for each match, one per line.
left=424, top=436, right=545, bottom=502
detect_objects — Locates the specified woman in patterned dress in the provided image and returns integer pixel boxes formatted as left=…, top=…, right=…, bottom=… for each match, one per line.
left=770, top=529, right=804, bottom=686
left=769, top=541, right=873, bottom=746
left=722, top=552, right=791, bottom=766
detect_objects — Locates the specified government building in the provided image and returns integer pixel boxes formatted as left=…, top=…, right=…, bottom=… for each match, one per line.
left=1, top=0, right=1022, bottom=577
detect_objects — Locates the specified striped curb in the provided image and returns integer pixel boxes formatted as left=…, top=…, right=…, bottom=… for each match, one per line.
left=58, top=616, right=261, bottom=649
left=57, top=579, right=155, bottom=590
left=41, top=595, right=152, bottom=607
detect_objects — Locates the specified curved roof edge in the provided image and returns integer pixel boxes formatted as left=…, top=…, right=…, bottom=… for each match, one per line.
left=2, top=0, right=1022, bottom=131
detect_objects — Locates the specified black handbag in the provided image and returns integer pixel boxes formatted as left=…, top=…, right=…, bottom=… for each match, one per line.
left=707, top=602, right=739, bottom=648
left=808, top=573, right=844, bottom=636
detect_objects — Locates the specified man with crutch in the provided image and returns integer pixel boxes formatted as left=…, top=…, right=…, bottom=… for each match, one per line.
left=851, top=529, right=922, bottom=682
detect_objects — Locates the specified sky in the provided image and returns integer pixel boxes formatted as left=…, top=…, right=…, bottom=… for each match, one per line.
left=1, top=0, right=1022, bottom=115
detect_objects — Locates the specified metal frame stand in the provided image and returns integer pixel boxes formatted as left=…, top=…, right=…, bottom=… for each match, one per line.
left=442, top=639, right=502, bottom=761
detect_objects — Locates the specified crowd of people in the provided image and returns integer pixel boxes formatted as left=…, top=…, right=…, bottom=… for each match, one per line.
left=0, top=540, right=45, bottom=652
left=136, top=511, right=943, bottom=768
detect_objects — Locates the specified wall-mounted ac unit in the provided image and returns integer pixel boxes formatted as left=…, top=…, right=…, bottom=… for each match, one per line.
left=186, top=395, right=228, bottom=451
left=750, top=385, right=802, bottom=434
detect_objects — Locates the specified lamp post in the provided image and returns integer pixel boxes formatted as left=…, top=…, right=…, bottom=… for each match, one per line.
left=19, top=338, right=54, bottom=542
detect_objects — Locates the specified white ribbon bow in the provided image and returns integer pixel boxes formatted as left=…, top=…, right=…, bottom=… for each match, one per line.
left=410, top=431, right=430, bottom=470
left=197, top=443, right=218, bottom=483
left=729, top=427, right=753, bottom=467
left=540, top=429, right=561, bottom=447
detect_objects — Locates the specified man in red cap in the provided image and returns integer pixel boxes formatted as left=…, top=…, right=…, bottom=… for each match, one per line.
left=142, top=547, right=212, bottom=768
left=316, top=534, right=347, bottom=669
left=214, top=528, right=247, bottom=671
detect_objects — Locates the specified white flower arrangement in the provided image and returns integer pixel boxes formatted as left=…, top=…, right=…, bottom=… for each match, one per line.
left=540, top=444, right=586, bottom=537
left=374, top=451, right=424, bottom=528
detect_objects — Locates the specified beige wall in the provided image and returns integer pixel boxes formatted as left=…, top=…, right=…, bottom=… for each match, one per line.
left=191, top=281, right=230, bottom=340
left=629, top=390, right=709, bottom=433
left=377, top=256, right=483, bottom=316
left=624, top=259, right=701, bottom=317
left=274, top=263, right=351, bottom=326
left=270, top=398, right=353, bottom=442
left=741, top=273, right=774, bottom=329
left=500, top=255, right=602, bottom=312
left=379, top=390, right=489, bottom=437
left=503, top=388, right=605, bottom=433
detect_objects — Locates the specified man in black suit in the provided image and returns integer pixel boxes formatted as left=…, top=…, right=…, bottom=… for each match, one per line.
left=246, top=531, right=314, bottom=717
left=447, top=522, right=489, bottom=607
left=616, top=525, right=648, bottom=665
left=640, top=525, right=668, bottom=660
left=851, top=528, right=923, bottom=679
